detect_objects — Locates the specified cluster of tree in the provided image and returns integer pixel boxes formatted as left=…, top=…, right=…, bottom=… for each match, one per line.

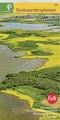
left=0, top=29, right=60, bottom=40
left=0, top=66, right=60, bottom=96
left=32, top=49, right=53, bottom=56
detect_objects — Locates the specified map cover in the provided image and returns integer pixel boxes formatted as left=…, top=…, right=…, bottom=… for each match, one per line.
left=0, top=0, right=60, bottom=120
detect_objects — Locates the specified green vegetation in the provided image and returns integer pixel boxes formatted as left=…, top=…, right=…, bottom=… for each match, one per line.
left=0, top=66, right=60, bottom=108
left=32, top=50, right=53, bottom=56
left=0, top=29, right=60, bottom=56
left=16, top=86, right=45, bottom=108
left=0, top=29, right=60, bottom=40
left=0, top=24, right=4, bottom=27
left=0, top=14, right=60, bottom=115
left=38, top=39, right=60, bottom=45
left=17, top=41, right=38, bottom=51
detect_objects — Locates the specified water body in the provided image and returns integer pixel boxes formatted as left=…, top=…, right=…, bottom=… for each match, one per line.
left=0, top=44, right=47, bottom=81
left=26, top=18, right=36, bottom=21
left=0, top=93, right=40, bottom=120
left=0, top=22, right=59, bottom=31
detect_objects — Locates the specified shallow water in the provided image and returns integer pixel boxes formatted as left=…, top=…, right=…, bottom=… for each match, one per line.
left=0, top=44, right=47, bottom=81
left=0, top=93, right=40, bottom=120
left=0, top=22, right=59, bottom=31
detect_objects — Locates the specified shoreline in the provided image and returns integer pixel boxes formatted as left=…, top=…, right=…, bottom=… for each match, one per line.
left=1, top=90, right=60, bottom=120
left=0, top=44, right=47, bottom=82
left=1, top=89, right=60, bottom=114
left=0, top=89, right=48, bottom=112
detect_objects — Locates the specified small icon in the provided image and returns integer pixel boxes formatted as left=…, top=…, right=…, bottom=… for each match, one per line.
left=6, top=4, right=12, bottom=11
left=47, top=93, right=58, bottom=104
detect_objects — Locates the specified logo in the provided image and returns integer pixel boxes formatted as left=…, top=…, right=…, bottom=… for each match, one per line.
left=47, top=93, right=58, bottom=104
left=6, top=4, right=12, bottom=11
left=0, top=3, right=13, bottom=13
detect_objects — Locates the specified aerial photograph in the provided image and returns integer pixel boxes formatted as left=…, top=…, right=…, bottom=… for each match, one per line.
left=0, top=1, right=60, bottom=120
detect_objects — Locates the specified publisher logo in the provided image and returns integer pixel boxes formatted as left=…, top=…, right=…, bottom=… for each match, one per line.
left=6, top=4, right=12, bottom=11
left=47, top=93, right=58, bottom=104
left=0, top=3, right=13, bottom=13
